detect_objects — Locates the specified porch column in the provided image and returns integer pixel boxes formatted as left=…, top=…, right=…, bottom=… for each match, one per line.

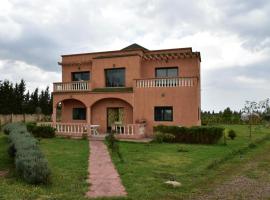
left=87, top=106, right=91, bottom=124
left=52, top=106, right=57, bottom=123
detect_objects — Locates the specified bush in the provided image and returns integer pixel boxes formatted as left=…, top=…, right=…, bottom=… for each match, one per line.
left=105, top=130, right=123, bottom=162
left=154, top=125, right=224, bottom=144
left=3, top=123, right=27, bottom=135
left=154, top=131, right=164, bottom=143
left=26, top=123, right=55, bottom=138
left=228, top=129, right=236, bottom=140
left=3, top=123, right=51, bottom=184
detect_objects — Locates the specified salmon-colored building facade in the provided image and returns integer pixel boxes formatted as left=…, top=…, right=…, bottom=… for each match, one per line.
left=51, top=44, right=201, bottom=139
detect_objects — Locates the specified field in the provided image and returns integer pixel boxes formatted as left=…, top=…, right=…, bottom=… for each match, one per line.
left=0, top=125, right=269, bottom=200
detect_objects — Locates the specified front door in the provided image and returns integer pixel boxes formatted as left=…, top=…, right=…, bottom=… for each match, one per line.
left=107, top=108, right=124, bottom=132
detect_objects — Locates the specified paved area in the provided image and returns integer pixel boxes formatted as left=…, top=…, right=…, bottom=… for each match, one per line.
left=86, top=140, right=127, bottom=198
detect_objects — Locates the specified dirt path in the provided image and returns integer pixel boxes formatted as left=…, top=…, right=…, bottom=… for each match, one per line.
left=86, top=140, right=127, bottom=198
left=193, top=143, right=270, bottom=200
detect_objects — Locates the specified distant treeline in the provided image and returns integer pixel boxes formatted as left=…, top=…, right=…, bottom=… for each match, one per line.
left=202, top=107, right=270, bottom=125
left=201, top=108, right=242, bottom=125
left=0, top=80, right=52, bottom=115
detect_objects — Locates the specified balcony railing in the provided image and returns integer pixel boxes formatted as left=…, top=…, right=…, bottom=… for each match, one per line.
left=53, top=81, right=91, bottom=92
left=135, top=77, right=197, bottom=88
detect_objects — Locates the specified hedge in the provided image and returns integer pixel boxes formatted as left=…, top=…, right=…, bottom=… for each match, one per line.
left=26, top=122, right=55, bottom=138
left=154, top=125, right=224, bottom=144
left=3, top=123, right=51, bottom=184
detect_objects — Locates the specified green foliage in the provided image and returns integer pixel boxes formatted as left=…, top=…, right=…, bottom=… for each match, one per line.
left=26, top=123, right=55, bottom=138
left=154, top=131, right=165, bottom=143
left=105, top=130, right=123, bottom=162
left=0, top=79, right=52, bottom=115
left=154, top=125, right=224, bottom=144
left=201, top=108, right=242, bottom=125
left=154, top=132, right=175, bottom=143
left=3, top=123, right=51, bottom=184
left=228, top=129, right=237, bottom=140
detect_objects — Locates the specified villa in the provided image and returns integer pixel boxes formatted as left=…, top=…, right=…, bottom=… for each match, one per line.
left=50, top=44, right=201, bottom=139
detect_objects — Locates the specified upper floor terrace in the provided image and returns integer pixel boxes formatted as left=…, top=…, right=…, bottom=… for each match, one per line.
left=53, top=44, right=201, bottom=93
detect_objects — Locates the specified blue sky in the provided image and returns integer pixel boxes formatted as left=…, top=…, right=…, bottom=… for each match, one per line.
left=0, top=0, right=269, bottom=111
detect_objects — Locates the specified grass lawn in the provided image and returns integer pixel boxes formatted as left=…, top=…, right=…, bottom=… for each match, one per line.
left=0, top=135, right=89, bottom=200
left=0, top=124, right=269, bottom=200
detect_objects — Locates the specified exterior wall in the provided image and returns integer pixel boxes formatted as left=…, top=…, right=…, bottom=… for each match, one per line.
left=61, top=99, right=87, bottom=123
left=91, top=98, right=133, bottom=133
left=141, top=57, right=200, bottom=78
left=54, top=46, right=201, bottom=137
left=91, top=55, right=141, bottom=88
left=62, top=64, right=92, bottom=82
left=133, top=86, right=200, bottom=136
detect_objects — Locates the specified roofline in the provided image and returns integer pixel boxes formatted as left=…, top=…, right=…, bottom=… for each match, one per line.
left=61, top=47, right=194, bottom=57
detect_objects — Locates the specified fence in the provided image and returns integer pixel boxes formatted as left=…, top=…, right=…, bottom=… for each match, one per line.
left=0, top=114, right=50, bottom=127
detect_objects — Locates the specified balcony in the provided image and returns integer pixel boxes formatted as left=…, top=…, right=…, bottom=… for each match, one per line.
left=53, top=81, right=91, bottom=92
left=135, top=77, right=198, bottom=88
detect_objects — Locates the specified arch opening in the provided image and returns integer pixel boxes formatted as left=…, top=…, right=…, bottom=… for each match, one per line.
left=56, top=98, right=87, bottom=123
left=91, top=98, right=133, bottom=133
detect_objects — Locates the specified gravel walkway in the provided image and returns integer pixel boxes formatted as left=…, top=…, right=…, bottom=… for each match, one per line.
left=86, top=140, right=127, bottom=198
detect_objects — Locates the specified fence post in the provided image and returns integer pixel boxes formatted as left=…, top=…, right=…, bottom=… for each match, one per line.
left=11, top=113, right=13, bottom=123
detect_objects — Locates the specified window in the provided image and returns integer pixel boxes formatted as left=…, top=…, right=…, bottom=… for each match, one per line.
left=105, top=68, right=125, bottom=87
left=154, top=107, right=173, bottom=121
left=155, top=67, right=178, bottom=78
left=72, top=71, right=90, bottom=81
left=73, top=108, right=86, bottom=120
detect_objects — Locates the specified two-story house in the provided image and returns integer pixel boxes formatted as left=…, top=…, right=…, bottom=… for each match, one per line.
left=50, top=44, right=201, bottom=139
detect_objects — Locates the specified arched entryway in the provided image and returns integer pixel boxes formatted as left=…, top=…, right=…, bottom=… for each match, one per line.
left=56, top=98, right=88, bottom=123
left=91, top=98, right=133, bottom=133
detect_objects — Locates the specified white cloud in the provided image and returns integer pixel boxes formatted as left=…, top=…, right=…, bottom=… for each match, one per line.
left=0, top=0, right=270, bottom=111
left=0, top=59, right=60, bottom=92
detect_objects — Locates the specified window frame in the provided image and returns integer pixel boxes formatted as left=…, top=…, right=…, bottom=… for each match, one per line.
left=72, top=107, right=86, bottom=120
left=105, top=68, right=126, bottom=87
left=155, top=67, right=179, bottom=78
left=154, top=106, right=173, bottom=122
left=71, top=71, right=90, bottom=81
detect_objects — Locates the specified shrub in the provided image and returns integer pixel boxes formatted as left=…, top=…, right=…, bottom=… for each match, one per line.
left=154, top=131, right=164, bottom=143
left=228, top=129, right=236, bottom=140
left=163, top=133, right=176, bottom=143
left=26, top=122, right=36, bottom=133
left=105, top=130, right=123, bottom=162
left=26, top=123, right=55, bottom=138
left=154, top=125, right=224, bottom=144
left=3, top=123, right=27, bottom=135
left=3, top=123, right=51, bottom=184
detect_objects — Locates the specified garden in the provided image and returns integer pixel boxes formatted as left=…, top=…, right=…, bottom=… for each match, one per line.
left=0, top=123, right=269, bottom=200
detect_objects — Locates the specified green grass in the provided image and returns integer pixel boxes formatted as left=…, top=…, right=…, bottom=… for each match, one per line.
left=109, top=125, right=270, bottom=200
left=0, top=135, right=89, bottom=200
left=0, top=125, right=269, bottom=200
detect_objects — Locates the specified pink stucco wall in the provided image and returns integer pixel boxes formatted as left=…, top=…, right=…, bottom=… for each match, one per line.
left=53, top=46, right=201, bottom=137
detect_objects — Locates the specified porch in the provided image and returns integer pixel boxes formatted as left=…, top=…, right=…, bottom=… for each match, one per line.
left=37, top=122, right=146, bottom=139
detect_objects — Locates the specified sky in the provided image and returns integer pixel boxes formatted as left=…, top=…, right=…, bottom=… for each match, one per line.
left=0, top=0, right=269, bottom=112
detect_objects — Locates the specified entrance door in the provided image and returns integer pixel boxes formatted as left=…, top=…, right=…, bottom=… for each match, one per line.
left=107, top=108, right=124, bottom=132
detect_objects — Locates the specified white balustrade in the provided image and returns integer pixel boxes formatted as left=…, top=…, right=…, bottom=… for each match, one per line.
left=53, top=81, right=90, bottom=92
left=37, top=122, right=99, bottom=137
left=136, top=77, right=196, bottom=88
left=114, top=124, right=139, bottom=135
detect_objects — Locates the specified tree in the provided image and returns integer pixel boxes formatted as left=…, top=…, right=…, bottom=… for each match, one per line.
left=242, top=98, right=269, bottom=139
left=0, top=79, right=52, bottom=115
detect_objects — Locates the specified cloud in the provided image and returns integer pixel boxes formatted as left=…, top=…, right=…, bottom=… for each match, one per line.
left=0, top=59, right=60, bottom=92
left=0, top=0, right=269, bottom=111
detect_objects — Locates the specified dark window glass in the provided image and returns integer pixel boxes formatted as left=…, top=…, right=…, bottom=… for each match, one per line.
left=73, top=108, right=86, bottom=120
left=72, top=71, right=90, bottom=81
left=155, top=67, right=178, bottom=78
left=154, top=107, right=173, bottom=121
left=105, top=68, right=125, bottom=87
